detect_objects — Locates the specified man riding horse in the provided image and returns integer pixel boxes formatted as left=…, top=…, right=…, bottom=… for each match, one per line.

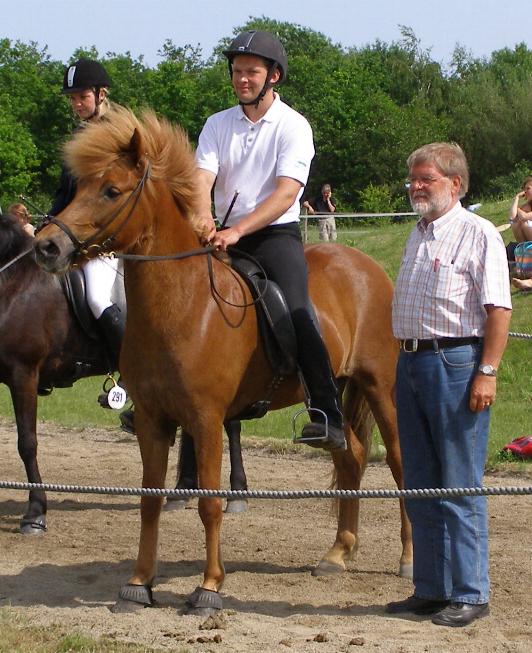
left=196, top=30, right=345, bottom=451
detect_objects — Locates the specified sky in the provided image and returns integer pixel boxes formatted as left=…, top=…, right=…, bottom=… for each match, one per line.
left=0, top=0, right=526, bottom=69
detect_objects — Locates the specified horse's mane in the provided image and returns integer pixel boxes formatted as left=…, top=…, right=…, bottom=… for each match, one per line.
left=63, top=105, right=201, bottom=233
left=0, top=213, right=33, bottom=268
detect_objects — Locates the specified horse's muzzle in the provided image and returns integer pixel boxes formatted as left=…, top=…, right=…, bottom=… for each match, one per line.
left=34, top=236, right=74, bottom=274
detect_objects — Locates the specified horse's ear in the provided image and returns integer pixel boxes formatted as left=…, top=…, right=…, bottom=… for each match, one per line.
left=124, top=128, right=144, bottom=167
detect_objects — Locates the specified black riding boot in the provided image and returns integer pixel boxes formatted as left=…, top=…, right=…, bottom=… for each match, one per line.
left=295, top=318, right=346, bottom=451
left=96, top=303, right=126, bottom=362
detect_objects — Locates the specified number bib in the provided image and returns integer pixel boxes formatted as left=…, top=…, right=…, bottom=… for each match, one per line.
left=107, top=383, right=127, bottom=410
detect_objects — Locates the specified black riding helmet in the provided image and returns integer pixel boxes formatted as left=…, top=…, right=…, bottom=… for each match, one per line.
left=223, top=31, right=288, bottom=106
left=62, top=58, right=111, bottom=94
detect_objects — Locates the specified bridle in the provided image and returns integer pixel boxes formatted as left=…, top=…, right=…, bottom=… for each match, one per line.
left=46, top=159, right=152, bottom=260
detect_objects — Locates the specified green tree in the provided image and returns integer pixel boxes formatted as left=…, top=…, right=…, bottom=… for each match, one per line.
left=0, top=106, right=38, bottom=208
left=0, top=39, right=66, bottom=201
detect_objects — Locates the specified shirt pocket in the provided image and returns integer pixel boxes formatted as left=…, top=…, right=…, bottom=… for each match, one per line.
left=426, top=257, right=462, bottom=301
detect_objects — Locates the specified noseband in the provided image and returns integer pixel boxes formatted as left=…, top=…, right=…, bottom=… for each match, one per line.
left=47, top=160, right=151, bottom=260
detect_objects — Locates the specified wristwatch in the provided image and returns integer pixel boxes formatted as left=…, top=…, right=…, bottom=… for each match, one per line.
left=477, top=364, right=497, bottom=377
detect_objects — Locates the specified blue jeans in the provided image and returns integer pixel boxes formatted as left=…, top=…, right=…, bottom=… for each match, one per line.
left=396, top=344, right=490, bottom=604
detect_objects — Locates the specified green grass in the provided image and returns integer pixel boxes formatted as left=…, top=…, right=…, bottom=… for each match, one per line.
left=0, top=199, right=530, bottom=467
left=0, top=608, right=190, bottom=653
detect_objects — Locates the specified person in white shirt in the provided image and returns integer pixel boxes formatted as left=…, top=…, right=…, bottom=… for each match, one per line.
left=195, top=30, right=345, bottom=451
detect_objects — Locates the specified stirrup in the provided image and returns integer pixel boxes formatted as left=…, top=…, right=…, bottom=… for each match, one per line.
left=292, top=407, right=347, bottom=451
left=292, top=406, right=327, bottom=444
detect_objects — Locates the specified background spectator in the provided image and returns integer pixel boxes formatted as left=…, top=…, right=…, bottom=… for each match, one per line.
left=8, top=202, right=35, bottom=236
left=508, top=177, right=532, bottom=243
left=302, top=183, right=337, bottom=241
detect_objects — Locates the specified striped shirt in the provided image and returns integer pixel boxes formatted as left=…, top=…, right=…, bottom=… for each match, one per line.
left=392, top=202, right=512, bottom=339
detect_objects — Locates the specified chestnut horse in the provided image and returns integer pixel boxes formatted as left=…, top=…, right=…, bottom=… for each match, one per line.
left=35, top=106, right=412, bottom=614
left=0, top=214, right=247, bottom=527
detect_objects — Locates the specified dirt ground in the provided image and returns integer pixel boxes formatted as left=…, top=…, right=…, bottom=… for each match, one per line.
left=0, top=417, right=530, bottom=653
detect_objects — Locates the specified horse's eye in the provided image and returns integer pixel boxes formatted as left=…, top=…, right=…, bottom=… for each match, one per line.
left=104, top=186, right=122, bottom=200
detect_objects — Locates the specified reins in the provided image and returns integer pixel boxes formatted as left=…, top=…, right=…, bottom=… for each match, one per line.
left=112, top=246, right=268, bottom=310
left=0, top=245, right=34, bottom=274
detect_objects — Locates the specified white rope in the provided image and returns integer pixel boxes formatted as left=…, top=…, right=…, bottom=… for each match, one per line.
left=1, top=480, right=531, bottom=500
left=509, top=331, right=532, bottom=339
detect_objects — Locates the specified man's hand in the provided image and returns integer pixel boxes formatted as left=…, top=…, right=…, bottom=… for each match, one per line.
left=212, top=225, right=242, bottom=251
left=469, top=374, right=496, bottom=413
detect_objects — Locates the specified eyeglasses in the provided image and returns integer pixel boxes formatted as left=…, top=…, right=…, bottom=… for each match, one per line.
left=405, top=175, right=448, bottom=189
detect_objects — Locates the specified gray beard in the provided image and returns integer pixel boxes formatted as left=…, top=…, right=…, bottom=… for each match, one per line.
left=411, top=192, right=451, bottom=218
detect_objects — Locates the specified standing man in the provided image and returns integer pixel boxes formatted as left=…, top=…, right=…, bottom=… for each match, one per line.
left=195, top=30, right=345, bottom=451
left=303, top=183, right=337, bottom=241
left=386, top=143, right=512, bottom=626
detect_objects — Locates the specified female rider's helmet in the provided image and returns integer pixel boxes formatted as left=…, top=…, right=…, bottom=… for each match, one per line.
left=62, top=58, right=111, bottom=94
left=223, top=31, right=288, bottom=105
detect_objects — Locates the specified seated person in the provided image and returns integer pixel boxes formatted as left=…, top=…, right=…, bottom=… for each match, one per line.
left=508, top=177, right=532, bottom=243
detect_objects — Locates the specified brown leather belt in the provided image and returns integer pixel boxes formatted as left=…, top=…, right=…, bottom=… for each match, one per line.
left=400, top=337, right=482, bottom=353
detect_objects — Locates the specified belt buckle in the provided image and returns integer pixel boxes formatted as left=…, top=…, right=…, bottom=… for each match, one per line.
left=402, top=338, right=418, bottom=353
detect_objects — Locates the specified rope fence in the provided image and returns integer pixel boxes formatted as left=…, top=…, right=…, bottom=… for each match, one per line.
left=1, top=480, right=531, bottom=500
left=509, top=331, right=531, bottom=339
left=0, top=329, right=528, bottom=502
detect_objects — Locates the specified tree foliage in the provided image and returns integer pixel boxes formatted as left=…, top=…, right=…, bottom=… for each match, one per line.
left=1, top=21, right=531, bottom=211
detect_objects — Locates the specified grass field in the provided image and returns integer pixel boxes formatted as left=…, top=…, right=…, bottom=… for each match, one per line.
left=0, top=198, right=530, bottom=467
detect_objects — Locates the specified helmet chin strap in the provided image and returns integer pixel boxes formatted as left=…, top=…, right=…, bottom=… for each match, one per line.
left=238, top=62, right=279, bottom=109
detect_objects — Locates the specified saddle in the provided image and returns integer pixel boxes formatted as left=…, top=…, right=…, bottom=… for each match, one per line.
left=60, top=268, right=101, bottom=341
left=228, top=254, right=298, bottom=421
left=37, top=269, right=125, bottom=396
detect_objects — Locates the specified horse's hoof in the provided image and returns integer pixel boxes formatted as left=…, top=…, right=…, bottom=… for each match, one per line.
left=19, top=515, right=47, bottom=535
left=399, top=562, right=413, bottom=580
left=312, top=560, right=345, bottom=577
left=225, top=499, right=248, bottom=514
left=163, top=497, right=189, bottom=511
left=185, top=586, right=222, bottom=615
left=111, top=584, right=153, bottom=612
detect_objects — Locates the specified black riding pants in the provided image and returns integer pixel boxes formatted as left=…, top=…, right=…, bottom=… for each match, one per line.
left=232, top=223, right=342, bottom=425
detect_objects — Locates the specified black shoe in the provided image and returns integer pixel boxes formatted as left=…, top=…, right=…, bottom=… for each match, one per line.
left=119, top=409, right=135, bottom=435
left=299, top=422, right=347, bottom=451
left=385, top=595, right=450, bottom=615
left=98, top=391, right=112, bottom=408
left=431, top=602, right=489, bottom=627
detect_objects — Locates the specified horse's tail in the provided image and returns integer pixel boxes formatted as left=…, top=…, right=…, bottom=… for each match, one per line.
left=344, top=379, right=374, bottom=464
left=330, top=380, right=375, bottom=511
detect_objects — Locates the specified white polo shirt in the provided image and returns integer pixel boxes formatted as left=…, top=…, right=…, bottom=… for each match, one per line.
left=195, top=93, right=315, bottom=226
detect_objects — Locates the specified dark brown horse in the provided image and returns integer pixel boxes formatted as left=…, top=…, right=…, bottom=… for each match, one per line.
left=35, top=106, right=412, bottom=614
left=0, top=212, right=113, bottom=534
